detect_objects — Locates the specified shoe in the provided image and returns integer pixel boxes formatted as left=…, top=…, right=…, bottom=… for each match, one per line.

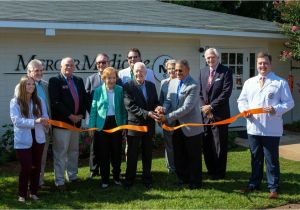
left=89, top=172, right=99, bottom=179
left=189, top=183, right=202, bottom=190
left=29, top=194, right=39, bottom=201
left=123, top=183, right=132, bottom=191
left=240, top=186, right=257, bottom=193
left=56, top=184, right=66, bottom=191
left=101, top=183, right=109, bottom=189
left=174, top=180, right=188, bottom=187
left=18, top=196, right=25, bottom=203
left=144, top=183, right=152, bottom=189
left=114, top=180, right=122, bottom=185
left=268, top=191, right=278, bottom=199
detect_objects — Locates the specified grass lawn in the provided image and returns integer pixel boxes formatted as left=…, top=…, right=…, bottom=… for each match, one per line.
left=0, top=147, right=300, bottom=209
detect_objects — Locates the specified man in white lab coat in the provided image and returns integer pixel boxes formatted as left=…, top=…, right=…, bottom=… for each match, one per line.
left=237, top=52, right=294, bottom=199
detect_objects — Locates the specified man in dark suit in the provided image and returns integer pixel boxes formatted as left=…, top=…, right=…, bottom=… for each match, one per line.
left=49, top=57, right=88, bottom=189
left=85, top=53, right=110, bottom=179
left=199, top=48, right=233, bottom=180
left=159, top=59, right=204, bottom=189
left=123, top=62, right=161, bottom=190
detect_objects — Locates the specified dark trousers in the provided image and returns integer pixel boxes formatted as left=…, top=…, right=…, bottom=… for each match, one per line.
left=172, top=126, right=202, bottom=186
left=203, top=124, right=228, bottom=178
left=16, top=130, right=44, bottom=198
left=248, top=135, right=280, bottom=192
left=94, top=116, right=122, bottom=184
left=125, top=134, right=152, bottom=185
left=89, top=133, right=101, bottom=175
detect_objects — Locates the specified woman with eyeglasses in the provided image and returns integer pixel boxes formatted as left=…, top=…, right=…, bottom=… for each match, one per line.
left=10, top=75, right=49, bottom=202
left=88, top=67, right=127, bottom=189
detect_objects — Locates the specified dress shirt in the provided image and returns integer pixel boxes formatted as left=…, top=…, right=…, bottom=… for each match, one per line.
left=138, top=81, right=148, bottom=101
left=107, top=89, right=115, bottom=116
left=237, top=72, right=294, bottom=137
left=36, top=81, right=46, bottom=107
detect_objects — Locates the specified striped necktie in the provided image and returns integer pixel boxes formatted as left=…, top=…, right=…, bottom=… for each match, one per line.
left=67, top=77, right=79, bottom=114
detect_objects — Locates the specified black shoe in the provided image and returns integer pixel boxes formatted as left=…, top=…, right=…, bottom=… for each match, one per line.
left=211, top=175, right=225, bottom=180
left=174, top=180, right=188, bottom=187
left=144, top=183, right=152, bottom=190
left=189, top=183, right=202, bottom=190
left=89, top=172, right=99, bottom=179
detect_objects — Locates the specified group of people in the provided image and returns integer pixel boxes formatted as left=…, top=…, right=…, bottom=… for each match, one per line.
left=9, top=47, right=294, bottom=202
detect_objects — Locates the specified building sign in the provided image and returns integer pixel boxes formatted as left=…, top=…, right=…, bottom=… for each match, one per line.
left=152, top=55, right=173, bottom=82
left=8, top=54, right=152, bottom=74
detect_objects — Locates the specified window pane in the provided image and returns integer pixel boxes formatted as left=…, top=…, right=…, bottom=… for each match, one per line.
left=221, top=53, right=228, bottom=64
left=229, top=53, right=236, bottom=64
left=237, top=66, right=243, bottom=75
left=237, top=53, right=243, bottom=64
left=229, top=66, right=236, bottom=74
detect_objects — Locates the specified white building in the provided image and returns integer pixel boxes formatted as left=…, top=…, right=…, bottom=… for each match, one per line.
left=0, top=1, right=298, bottom=133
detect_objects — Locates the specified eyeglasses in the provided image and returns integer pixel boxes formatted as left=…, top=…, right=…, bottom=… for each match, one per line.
left=128, top=56, right=138, bottom=60
left=175, top=69, right=183, bottom=73
left=96, top=61, right=108, bottom=65
left=167, top=68, right=175, bottom=71
left=65, top=64, right=74, bottom=68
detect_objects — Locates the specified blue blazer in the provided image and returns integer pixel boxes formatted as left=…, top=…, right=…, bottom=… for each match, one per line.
left=89, top=84, right=127, bottom=130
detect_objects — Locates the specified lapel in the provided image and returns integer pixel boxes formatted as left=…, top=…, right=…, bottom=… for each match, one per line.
left=133, top=80, right=147, bottom=105
left=101, top=83, right=108, bottom=106
left=96, top=73, right=101, bottom=87
left=203, top=67, right=209, bottom=89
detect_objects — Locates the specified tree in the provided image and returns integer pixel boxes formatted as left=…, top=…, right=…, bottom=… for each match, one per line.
left=162, top=1, right=279, bottom=21
left=274, top=1, right=300, bottom=61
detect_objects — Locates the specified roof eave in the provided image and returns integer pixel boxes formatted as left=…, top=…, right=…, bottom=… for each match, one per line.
left=0, top=20, right=286, bottom=39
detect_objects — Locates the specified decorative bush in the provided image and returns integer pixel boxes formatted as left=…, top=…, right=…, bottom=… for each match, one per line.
left=0, top=124, right=16, bottom=164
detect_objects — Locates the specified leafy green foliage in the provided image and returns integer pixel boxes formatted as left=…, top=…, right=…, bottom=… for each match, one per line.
left=275, top=1, right=300, bottom=61
left=0, top=124, right=16, bottom=164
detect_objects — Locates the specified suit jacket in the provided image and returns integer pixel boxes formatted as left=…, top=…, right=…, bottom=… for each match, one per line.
left=164, top=75, right=203, bottom=137
left=85, top=72, right=123, bottom=111
left=123, top=80, right=159, bottom=136
left=89, top=84, right=127, bottom=130
left=49, top=73, right=88, bottom=128
left=40, top=79, right=51, bottom=118
left=199, top=64, right=233, bottom=122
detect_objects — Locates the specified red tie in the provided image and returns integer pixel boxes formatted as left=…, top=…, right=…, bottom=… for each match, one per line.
left=67, top=77, right=79, bottom=114
left=207, top=68, right=215, bottom=89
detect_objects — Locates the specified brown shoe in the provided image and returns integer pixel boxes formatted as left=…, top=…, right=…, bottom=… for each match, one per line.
left=268, top=191, right=278, bottom=199
left=56, top=184, right=66, bottom=191
left=240, top=187, right=257, bottom=193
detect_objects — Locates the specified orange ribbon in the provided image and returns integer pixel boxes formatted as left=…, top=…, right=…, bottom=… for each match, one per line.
left=48, top=108, right=266, bottom=133
left=47, top=119, right=148, bottom=133
left=162, top=108, right=266, bottom=131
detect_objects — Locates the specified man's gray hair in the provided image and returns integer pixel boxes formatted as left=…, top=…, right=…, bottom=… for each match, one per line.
left=175, top=59, right=190, bottom=69
left=27, top=59, right=43, bottom=73
left=204, top=48, right=220, bottom=59
left=133, top=62, right=146, bottom=71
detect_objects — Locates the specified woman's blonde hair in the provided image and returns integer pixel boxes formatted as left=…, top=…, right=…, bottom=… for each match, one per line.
left=17, top=75, right=42, bottom=118
left=101, top=67, right=118, bottom=81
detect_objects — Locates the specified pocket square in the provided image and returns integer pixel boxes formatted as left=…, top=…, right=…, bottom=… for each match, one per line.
left=215, top=78, right=221, bottom=82
left=62, top=85, right=69, bottom=89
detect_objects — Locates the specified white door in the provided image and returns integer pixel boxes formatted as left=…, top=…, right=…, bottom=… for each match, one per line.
left=219, top=49, right=250, bottom=127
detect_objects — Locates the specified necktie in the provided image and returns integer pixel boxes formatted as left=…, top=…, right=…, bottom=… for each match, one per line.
left=259, top=76, right=265, bottom=88
left=207, top=68, right=215, bottom=89
left=176, top=80, right=183, bottom=103
left=67, top=77, right=79, bottom=114
left=130, top=70, right=134, bottom=80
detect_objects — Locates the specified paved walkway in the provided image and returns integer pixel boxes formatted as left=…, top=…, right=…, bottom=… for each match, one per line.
left=235, top=131, right=300, bottom=161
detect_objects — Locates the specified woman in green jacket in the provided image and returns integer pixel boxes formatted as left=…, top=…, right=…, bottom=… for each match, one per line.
left=89, top=67, right=127, bottom=189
